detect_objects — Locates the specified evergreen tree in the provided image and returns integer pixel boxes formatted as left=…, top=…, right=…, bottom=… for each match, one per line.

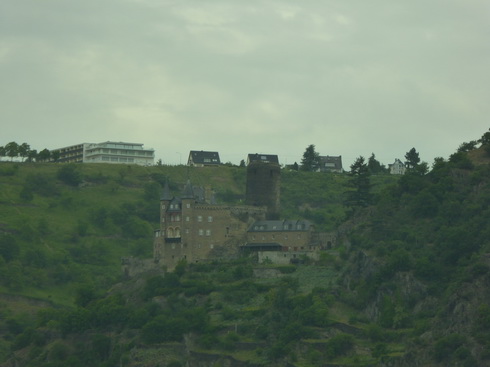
left=367, top=153, right=387, bottom=174
left=346, top=156, right=371, bottom=207
left=301, top=144, right=321, bottom=172
left=404, top=148, right=420, bottom=170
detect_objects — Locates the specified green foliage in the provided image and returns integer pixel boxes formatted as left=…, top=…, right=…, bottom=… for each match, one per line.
left=433, top=334, right=466, bottom=362
left=346, top=156, right=371, bottom=208
left=57, top=164, right=83, bottom=186
left=0, top=234, right=20, bottom=262
left=300, top=144, right=321, bottom=172
left=325, top=333, right=354, bottom=358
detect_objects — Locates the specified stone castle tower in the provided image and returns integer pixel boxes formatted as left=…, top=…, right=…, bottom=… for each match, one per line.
left=245, top=154, right=281, bottom=219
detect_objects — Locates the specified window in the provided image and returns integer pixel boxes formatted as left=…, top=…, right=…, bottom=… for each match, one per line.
left=210, top=244, right=214, bottom=249
left=207, top=216, right=213, bottom=222
left=206, top=229, right=211, bottom=236
left=186, top=203, right=191, bottom=208
left=198, top=229, right=204, bottom=236
left=197, top=216, right=203, bottom=222
left=186, top=216, right=190, bottom=222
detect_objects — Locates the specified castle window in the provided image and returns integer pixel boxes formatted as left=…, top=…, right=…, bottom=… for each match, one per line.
left=210, top=244, right=214, bottom=249
left=272, top=235, right=275, bottom=240
left=172, top=243, right=175, bottom=249
left=207, top=216, right=213, bottom=222
left=252, top=235, right=256, bottom=240
left=186, top=203, right=190, bottom=208
left=285, top=235, right=288, bottom=240
left=206, top=229, right=211, bottom=236
left=175, top=215, right=180, bottom=221
left=198, top=229, right=204, bottom=236
left=161, top=204, right=166, bottom=210
left=197, top=216, right=203, bottom=222
left=186, top=216, right=190, bottom=222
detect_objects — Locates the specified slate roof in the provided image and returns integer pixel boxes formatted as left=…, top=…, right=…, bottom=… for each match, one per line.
left=318, top=156, right=343, bottom=172
left=247, top=153, right=279, bottom=165
left=188, top=150, right=221, bottom=166
left=248, top=220, right=313, bottom=232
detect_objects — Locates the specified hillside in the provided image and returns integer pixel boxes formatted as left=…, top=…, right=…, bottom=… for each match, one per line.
left=1, top=132, right=489, bottom=367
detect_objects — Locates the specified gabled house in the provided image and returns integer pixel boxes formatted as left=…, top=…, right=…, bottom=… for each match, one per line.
left=318, top=156, right=343, bottom=173
left=389, top=159, right=406, bottom=175
left=187, top=151, right=221, bottom=167
left=246, top=153, right=279, bottom=165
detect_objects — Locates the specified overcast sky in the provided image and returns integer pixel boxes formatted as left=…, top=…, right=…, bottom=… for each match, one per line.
left=1, top=1, right=489, bottom=166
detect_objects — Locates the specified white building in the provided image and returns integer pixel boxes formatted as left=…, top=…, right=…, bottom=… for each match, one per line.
left=53, top=141, right=155, bottom=165
left=388, top=158, right=406, bottom=175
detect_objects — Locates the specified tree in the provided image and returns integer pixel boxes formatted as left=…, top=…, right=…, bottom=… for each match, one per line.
left=57, top=164, right=82, bottom=186
left=51, top=150, right=60, bottom=162
left=5, top=141, right=19, bottom=161
left=367, top=153, right=387, bottom=174
left=0, top=146, right=6, bottom=161
left=37, top=148, right=51, bottom=162
left=26, top=149, right=38, bottom=162
left=18, top=143, right=30, bottom=161
left=346, top=156, right=371, bottom=207
left=301, top=144, right=321, bottom=172
left=457, top=141, right=477, bottom=153
left=479, top=128, right=490, bottom=155
left=404, top=147, right=420, bottom=170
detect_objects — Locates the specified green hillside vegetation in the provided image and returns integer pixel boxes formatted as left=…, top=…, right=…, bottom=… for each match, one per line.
left=1, top=129, right=490, bottom=366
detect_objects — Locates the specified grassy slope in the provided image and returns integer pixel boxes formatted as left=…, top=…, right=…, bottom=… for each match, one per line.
left=0, top=161, right=405, bottom=366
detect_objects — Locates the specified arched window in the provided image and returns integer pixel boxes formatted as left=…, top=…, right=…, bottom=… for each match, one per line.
left=167, top=227, right=174, bottom=237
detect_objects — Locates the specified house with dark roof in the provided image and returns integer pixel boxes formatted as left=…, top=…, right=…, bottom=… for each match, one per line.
left=318, top=156, right=343, bottom=173
left=246, top=153, right=279, bottom=165
left=187, top=151, right=221, bottom=167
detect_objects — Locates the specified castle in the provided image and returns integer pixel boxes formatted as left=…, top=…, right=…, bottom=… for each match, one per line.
left=153, top=154, right=334, bottom=270
left=153, top=180, right=266, bottom=270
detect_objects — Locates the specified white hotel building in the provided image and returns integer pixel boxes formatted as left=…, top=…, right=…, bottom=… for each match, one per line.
left=53, top=141, right=155, bottom=165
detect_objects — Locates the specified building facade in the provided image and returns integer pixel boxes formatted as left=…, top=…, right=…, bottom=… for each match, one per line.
left=153, top=181, right=266, bottom=270
left=53, top=141, right=154, bottom=165
left=389, top=159, right=406, bottom=175
left=187, top=151, right=221, bottom=166
left=245, top=220, right=315, bottom=251
left=318, top=156, right=343, bottom=173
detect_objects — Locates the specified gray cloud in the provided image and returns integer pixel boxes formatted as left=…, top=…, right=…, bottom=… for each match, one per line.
left=1, top=0, right=488, bottom=166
